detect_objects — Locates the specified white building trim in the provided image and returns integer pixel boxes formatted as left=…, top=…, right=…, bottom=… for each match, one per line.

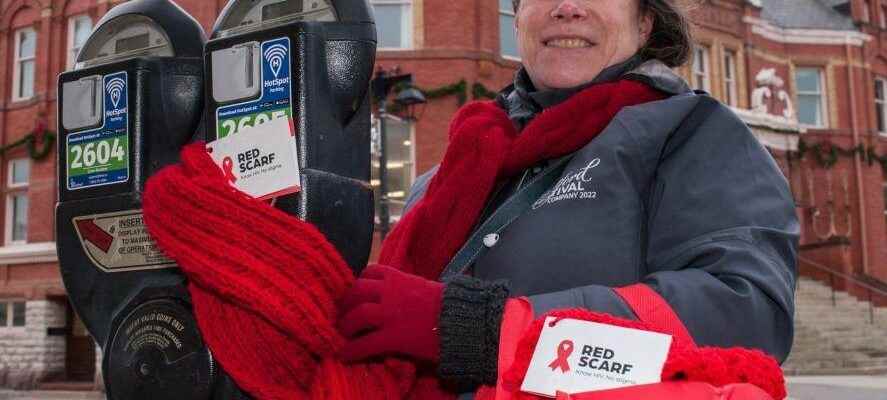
left=744, top=16, right=872, bottom=46
left=732, top=107, right=804, bottom=152
left=0, top=242, right=58, bottom=264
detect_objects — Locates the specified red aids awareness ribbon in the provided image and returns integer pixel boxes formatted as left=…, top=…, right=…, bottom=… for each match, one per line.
left=548, top=340, right=574, bottom=373
left=222, top=157, right=237, bottom=183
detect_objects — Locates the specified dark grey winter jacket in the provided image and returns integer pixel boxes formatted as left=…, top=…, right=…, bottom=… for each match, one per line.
left=403, top=60, right=799, bottom=392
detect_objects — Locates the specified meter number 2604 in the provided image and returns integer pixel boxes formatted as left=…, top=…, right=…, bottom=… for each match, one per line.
left=70, top=138, right=126, bottom=170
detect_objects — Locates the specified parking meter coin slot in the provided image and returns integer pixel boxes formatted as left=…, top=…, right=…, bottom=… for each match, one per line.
left=212, top=42, right=261, bottom=104
left=62, top=76, right=104, bottom=131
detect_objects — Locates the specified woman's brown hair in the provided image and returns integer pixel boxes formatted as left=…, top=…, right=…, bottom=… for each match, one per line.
left=510, top=0, right=693, bottom=67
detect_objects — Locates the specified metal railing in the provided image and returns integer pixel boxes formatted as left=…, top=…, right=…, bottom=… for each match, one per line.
left=798, top=256, right=887, bottom=324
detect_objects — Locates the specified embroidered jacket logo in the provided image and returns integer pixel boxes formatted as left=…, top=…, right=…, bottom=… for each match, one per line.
left=533, top=158, right=600, bottom=209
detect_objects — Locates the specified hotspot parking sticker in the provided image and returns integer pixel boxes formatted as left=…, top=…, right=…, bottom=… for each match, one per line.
left=216, top=37, right=293, bottom=138
left=66, top=72, right=130, bottom=190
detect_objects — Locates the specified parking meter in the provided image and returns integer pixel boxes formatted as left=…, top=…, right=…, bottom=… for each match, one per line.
left=205, top=0, right=377, bottom=272
left=55, top=1, right=232, bottom=399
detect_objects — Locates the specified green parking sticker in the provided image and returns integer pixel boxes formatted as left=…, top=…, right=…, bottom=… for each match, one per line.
left=68, top=134, right=129, bottom=181
left=218, top=107, right=292, bottom=138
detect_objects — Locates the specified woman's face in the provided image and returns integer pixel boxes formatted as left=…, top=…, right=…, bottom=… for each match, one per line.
left=516, top=0, right=653, bottom=91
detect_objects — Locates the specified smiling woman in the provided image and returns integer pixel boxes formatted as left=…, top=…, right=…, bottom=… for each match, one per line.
left=336, top=0, right=799, bottom=398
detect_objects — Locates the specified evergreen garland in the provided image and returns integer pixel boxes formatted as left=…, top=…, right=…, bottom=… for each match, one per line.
left=387, top=79, right=499, bottom=115
left=790, top=138, right=887, bottom=174
left=0, top=125, right=56, bottom=161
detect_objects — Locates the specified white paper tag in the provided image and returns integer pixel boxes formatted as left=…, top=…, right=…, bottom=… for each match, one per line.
left=520, top=317, right=672, bottom=397
left=207, top=117, right=301, bottom=200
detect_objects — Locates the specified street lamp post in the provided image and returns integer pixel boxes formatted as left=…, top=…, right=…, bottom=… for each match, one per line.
left=372, top=68, right=426, bottom=241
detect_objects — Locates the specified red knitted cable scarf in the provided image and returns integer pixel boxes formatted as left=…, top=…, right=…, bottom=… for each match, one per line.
left=142, top=80, right=667, bottom=399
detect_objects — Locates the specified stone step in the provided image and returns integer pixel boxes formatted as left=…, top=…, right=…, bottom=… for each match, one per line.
left=0, top=391, right=105, bottom=400
left=783, top=365, right=887, bottom=376
left=832, top=337, right=887, bottom=351
left=796, top=303, right=874, bottom=311
left=786, top=277, right=887, bottom=375
left=785, top=351, right=870, bottom=362
left=796, top=325, right=887, bottom=337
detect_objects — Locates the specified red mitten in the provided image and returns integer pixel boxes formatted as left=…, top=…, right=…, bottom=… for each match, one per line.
left=339, top=264, right=444, bottom=362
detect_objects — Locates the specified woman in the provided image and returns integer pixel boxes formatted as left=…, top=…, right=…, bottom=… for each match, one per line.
left=338, top=0, right=798, bottom=396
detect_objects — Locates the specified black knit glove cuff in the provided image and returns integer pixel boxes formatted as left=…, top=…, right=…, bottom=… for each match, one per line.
left=438, top=275, right=510, bottom=392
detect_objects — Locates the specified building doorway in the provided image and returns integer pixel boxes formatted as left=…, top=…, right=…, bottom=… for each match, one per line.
left=65, top=300, right=95, bottom=382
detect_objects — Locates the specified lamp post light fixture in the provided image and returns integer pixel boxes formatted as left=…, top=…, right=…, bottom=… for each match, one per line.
left=372, top=67, right=426, bottom=241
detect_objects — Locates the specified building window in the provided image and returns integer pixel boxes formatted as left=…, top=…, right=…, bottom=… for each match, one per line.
left=863, top=0, right=871, bottom=23
left=692, top=45, right=710, bottom=92
left=67, top=15, right=93, bottom=70
left=876, top=78, right=887, bottom=134
left=881, top=5, right=887, bottom=28
left=6, top=159, right=29, bottom=245
left=371, top=116, right=415, bottom=222
left=723, top=50, right=738, bottom=106
left=12, top=27, right=37, bottom=102
left=371, top=0, right=412, bottom=49
left=795, top=67, right=827, bottom=127
left=0, top=301, right=26, bottom=327
left=499, top=0, right=519, bottom=59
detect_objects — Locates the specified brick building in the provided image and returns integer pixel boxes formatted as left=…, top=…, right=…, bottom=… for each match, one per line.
left=0, top=0, right=885, bottom=390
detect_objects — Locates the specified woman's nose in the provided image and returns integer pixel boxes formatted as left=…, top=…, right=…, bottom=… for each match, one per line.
left=551, top=1, right=589, bottom=21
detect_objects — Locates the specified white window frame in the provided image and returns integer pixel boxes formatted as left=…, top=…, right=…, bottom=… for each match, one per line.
left=692, top=45, right=711, bottom=92
left=722, top=49, right=738, bottom=106
left=67, top=15, right=93, bottom=70
left=371, top=0, right=413, bottom=50
left=5, top=159, right=29, bottom=246
left=499, top=1, right=520, bottom=60
left=795, top=67, right=828, bottom=128
left=0, top=300, right=27, bottom=329
left=863, top=0, right=871, bottom=23
left=876, top=78, right=887, bottom=135
left=11, top=27, right=37, bottom=102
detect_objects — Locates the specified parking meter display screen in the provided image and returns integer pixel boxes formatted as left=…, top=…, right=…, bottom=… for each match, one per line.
left=66, top=71, right=130, bottom=190
left=263, top=2, right=300, bottom=20
left=215, top=37, right=292, bottom=138
left=115, top=34, right=150, bottom=54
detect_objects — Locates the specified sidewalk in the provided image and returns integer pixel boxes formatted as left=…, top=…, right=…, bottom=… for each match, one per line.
left=787, top=375, right=887, bottom=400
left=0, top=391, right=104, bottom=400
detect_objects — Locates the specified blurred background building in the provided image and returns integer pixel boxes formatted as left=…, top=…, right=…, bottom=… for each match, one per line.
left=0, top=0, right=884, bottom=391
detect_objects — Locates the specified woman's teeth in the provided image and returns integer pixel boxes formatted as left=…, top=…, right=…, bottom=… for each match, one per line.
left=546, top=38, right=592, bottom=48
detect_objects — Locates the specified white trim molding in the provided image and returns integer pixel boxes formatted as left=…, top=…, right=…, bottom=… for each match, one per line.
left=0, top=242, right=58, bottom=265
left=732, top=106, right=804, bottom=152
left=744, top=16, right=872, bottom=46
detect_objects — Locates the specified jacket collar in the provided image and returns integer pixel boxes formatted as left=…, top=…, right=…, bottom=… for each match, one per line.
left=496, top=58, right=692, bottom=130
left=624, top=59, right=693, bottom=96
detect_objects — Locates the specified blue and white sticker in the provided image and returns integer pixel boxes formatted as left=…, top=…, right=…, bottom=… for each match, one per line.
left=216, top=37, right=293, bottom=138
left=66, top=72, right=130, bottom=190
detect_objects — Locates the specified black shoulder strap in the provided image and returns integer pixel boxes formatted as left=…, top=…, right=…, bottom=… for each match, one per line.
left=438, top=155, right=574, bottom=281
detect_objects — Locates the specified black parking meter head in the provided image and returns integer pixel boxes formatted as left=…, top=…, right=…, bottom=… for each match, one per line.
left=55, top=1, right=217, bottom=399
left=205, top=0, right=377, bottom=273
